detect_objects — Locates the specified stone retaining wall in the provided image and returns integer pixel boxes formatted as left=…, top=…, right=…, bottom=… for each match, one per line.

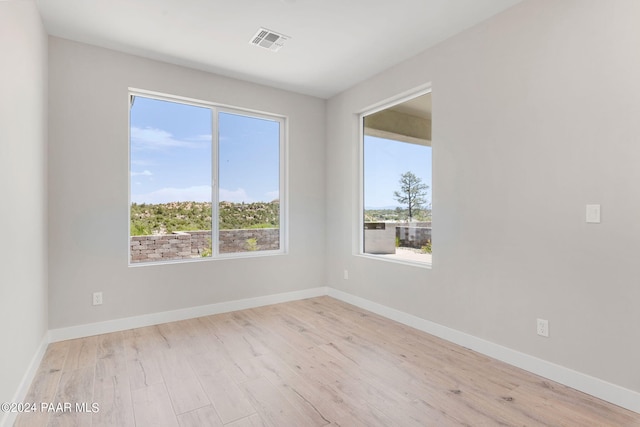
left=396, top=225, right=431, bottom=249
left=219, top=229, right=279, bottom=254
left=130, top=229, right=279, bottom=263
left=364, top=222, right=432, bottom=252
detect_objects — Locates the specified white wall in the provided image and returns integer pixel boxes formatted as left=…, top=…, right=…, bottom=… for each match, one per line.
left=8, top=0, right=640, bottom=414
left=48, top=38, right=326, bottom=329
left=0, top=0, right=48, bottom=415
left=326, top=0, right=640, bottom=393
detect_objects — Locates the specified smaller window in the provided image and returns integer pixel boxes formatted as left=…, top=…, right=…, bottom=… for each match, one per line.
left=361, top=92, right=432, bottom=265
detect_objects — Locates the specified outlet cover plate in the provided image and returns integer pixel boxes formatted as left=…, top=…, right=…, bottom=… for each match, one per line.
left=93, top=292, right=103, bottom=306
left=537, top=318, right=549, bottom=337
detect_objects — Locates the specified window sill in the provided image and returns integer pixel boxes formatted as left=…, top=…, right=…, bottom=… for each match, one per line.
left=358, top=252, right=432, bottom=269
left=128, top=249, right=286, bottom=267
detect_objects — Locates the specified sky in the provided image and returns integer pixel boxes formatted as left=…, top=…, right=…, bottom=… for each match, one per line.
left=130, top=95, right=431, bottom=208
left=364, top=135, right=432, bottom=209
left=130, top=96, right=280, bottom=204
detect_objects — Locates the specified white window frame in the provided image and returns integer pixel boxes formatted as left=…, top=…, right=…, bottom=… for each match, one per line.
left=128, top=88, right=288, bottom=266
left=358, top=84, right=432, bottom=268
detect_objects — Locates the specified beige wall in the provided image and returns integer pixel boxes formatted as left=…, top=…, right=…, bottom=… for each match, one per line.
left=47, top=38, right=326, bottom=329
left=326, top=0, right=640, bottom=393
left=0, top=0, right=49, bottom=412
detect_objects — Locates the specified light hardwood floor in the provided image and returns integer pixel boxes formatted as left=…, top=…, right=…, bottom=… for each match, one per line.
left=15, top=297, right=640, bottom=426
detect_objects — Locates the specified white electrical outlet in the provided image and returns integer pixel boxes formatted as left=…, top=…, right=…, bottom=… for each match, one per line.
left=343, top=270, right=349, bottom=280
left=93, top=292, right=103, bottom=306
left=536, top=318, right=549, bottom=337
left=586, top=204, right=601, bottom=223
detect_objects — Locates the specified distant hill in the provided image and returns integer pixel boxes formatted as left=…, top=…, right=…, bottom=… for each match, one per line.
left=219, top=200, right=279, bottom=230
left=364, top=205, right=400, bottom=210
left=365, top=207, right=431, bottom=222
left=130, top=201, right=279, bottom=236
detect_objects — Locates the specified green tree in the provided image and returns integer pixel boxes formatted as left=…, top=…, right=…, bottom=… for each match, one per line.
left=393, top=171, right=429, bottom=222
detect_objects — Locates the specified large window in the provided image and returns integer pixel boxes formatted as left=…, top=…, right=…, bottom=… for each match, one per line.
left=361, top=91, right=432, bottom=265
left=129, top=92, right=285, bottom=265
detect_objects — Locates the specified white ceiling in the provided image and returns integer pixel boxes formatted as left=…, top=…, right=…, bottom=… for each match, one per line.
left=36, top=0, right=523, bottom=99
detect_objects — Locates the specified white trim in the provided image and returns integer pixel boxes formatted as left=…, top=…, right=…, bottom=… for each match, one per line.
left=357, top=253, right=432, bottom=269
left=128, top=88, right=288, bottom=120
left=357, top=111, right=364, bottom=256
left=49, top=287, right=327, bottom=342
left=280, top=113, right=289, bottom=254
left=212, top=107, right=220, bottom=257
left=358, top=85, right=433, bottom=260
left=127, top=93, right=133, bottom=265
left=10, top=286, right=639, bottom=424
left=1, top=333, right=49, bottom=427
left=327, top=288, right=640, bottom=415
left=357, top=82, right=433, bottom=116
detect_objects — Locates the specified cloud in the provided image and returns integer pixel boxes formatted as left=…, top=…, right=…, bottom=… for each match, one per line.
left=130, top=127, right=202, bottom=150
left=264, top=190, right=279, bottom=201
left=219, top=188, right=252, bottom=203
left=130, top=159, right=153, bottom=166
left=131, top=170, right=152, bottom=177
left=131, top=185, right=212, bottom=204
left=131, top=186, right=265, bottom=204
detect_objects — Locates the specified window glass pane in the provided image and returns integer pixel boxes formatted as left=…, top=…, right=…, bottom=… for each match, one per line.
left=362, top=92, right=432, bottom=264
left=130, top=96, right=212, bottom=263
left=218, top=112, right=280, bottom=254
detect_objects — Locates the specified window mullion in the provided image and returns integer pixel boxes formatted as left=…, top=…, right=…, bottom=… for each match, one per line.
left=212, top=107, right=220, bottom=257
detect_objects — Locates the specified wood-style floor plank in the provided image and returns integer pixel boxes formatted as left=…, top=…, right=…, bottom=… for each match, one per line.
left=238, top=376, right=324, bottom=427
left=14, top=296, right=640, bottom=426
left=14, top=341, right=69, bottom=427
left=131, top=382, right=178, bottom=427
left=224, top=413, right=266, bottom=427
left=122, top=328, right=165, bottom=391
left=92, top=373, right=135, bottom=427
left=47, top=365, right=95, bottom=427
left=176, top=405, right=224, bottom=427
left=155, top=348, right=210, bottom=415
left=63, top=336, right=98, bottom=371
left=196, top=370, right=255, bottom=424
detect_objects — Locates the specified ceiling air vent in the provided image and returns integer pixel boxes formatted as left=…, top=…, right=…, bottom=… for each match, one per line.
left=250, top=28, right=290, bottom=52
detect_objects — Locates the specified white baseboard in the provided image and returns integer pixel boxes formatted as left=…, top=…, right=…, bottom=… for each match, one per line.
left=49, top=287, right=328, bottom=342
left=1, top=333, right=49, bottom=427
left=327, top=287, right=640, bottom=415
left=16, top=285, right=639, bottom=422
